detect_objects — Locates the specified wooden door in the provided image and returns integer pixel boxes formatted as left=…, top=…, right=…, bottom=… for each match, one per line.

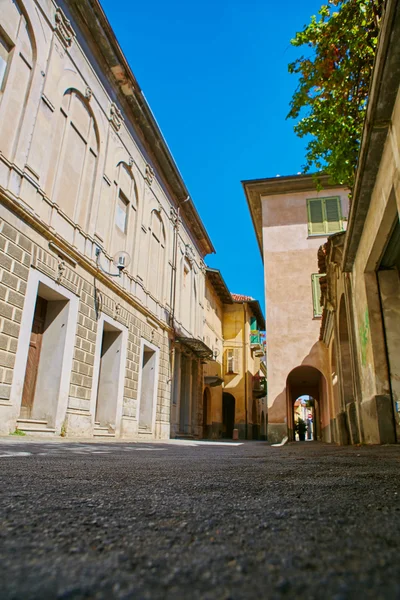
left=20, top=297, right=47, bottom=418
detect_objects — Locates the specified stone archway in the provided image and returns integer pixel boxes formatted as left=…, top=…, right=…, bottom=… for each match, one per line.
left=286, top=366, right=328, bottom=441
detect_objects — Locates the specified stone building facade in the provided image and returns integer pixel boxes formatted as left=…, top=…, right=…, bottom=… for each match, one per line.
left=0, top=0, right=214, bottom=438
left=319, top=0, right=400, bottom=445
left=243, top=175, right=349, bottom=443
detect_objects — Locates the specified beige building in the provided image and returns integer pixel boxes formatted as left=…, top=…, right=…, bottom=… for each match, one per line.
left=222, top=293, right=266, bottom=440
left=319, top=0, right=400, bottom=445
left=0, top=0, right=215, bottom=438
left=243, top=175, right=349, bottom=443
left=202, top=271, right=267, bottom=440
left=202, top=268, right=231, bottom=439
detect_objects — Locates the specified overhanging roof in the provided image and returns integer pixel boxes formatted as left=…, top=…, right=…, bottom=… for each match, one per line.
left=231, top=295, right=266, bottom=331
left=65, top=0, right=215, bottom=257
left=242, top=173, right=345, bottom=259
left=343, top=0, right=400, bottom=271
left=205, top=267, right=233, bottom=304
left=176, top=337, right=213, bottom=359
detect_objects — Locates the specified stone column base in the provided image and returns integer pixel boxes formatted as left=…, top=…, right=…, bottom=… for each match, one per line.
left=267, top=423, right=288, bottom=444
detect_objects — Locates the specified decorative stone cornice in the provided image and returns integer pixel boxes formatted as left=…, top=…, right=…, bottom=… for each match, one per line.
left=54, top=7, right=76, bottom=48
left=145, top=163, right=155, bottom=186
left=185, top=244, right=195, bottom=266
left=109, top=102, right=123, bottom=131
left=170, top=207, right=179, bottom=226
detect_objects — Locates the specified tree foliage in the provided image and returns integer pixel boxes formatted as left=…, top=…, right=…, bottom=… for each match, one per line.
left=288, top=0, right=384, bottom=188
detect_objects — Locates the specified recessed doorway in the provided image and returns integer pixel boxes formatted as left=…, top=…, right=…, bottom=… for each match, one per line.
left=95, top=321, right=124, bottom=433
left=137, top=340, right=159, bottom=433
left=222, top=392, right=235, bottom=439
left=19, top=283, right=71, bottom=428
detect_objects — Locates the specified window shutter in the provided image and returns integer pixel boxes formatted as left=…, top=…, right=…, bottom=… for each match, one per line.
left=311, top=274, right=323, bottom=317
left=324, top=197, right=342, bottom=233
left=250, top=316, right=257, bottom=330
left=234, top=349, right=240, bottom=374
left=226, top=349, right=233, bottom=373
left=307, top=199, right=325, bottom=235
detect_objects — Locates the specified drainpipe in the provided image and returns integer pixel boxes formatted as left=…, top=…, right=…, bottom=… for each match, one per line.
left=243, top=303, right=248, bottom=440
left=170, top=207, right=180, bottom=327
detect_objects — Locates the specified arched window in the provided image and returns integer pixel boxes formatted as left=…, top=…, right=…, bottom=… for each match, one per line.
left=53, top=90, right=98, bottom=228
left=0, top=0, right=35, bottom=159
left=192, top=276, right=197, bottom=335
left=181, top=258, right=191, bottom=327
left=112, top=162, right=138, bottom=258
left=148, top=210, right=165, bottom=300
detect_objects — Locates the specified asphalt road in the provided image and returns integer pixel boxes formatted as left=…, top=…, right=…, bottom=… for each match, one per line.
left=0, top=439, right=399, bottom=600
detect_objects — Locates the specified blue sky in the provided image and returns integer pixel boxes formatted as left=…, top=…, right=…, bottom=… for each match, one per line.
left=100, top=0, right=323, bottom=312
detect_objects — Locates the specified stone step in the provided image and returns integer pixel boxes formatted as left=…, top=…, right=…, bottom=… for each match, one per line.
left=93, top=431, right=115, bottom=438
left=17, top=418, right=48, bottom=426
left=94, top=426, right=110, bottom=433
left=16, top=421, right=56, bottom=437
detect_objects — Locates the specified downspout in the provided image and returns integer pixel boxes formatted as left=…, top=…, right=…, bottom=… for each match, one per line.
left=170, top=208, right=180, bottom=326
left=243, top=303, right=248, bottom=440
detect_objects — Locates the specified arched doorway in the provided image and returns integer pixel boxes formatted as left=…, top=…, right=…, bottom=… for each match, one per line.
left=222, top=392, right=235, bottom=439
left=202, top=387, right=211, bottom=438
left=286, top=366, right=328, bottom=441
left=293, top=395, right=315, bottom=441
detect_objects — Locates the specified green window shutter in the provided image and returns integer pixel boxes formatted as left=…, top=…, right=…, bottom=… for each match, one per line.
left=311, top=274, right=323, bottom=317
left=250, top=315, right=257, bottom=330
left=324, top=197, right=342, bottom=233
left=307, top=199, right=325, bottom=235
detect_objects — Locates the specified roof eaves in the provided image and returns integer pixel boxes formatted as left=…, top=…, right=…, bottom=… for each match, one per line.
left=343, top=0, right=400, bottom=271
left=66, top=0, right=215, bottom=257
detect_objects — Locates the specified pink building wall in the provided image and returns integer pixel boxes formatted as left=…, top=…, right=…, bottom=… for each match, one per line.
left=261, top=187, right=349, bottom=442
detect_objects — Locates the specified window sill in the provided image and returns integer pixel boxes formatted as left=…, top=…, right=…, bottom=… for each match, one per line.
left=307, top=230, right=345, bottom=239
left=313, top=315, right=322, bottom=320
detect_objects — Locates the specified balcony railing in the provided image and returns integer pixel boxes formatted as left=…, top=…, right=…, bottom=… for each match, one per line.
left=250, top=331, right=265, bottom=357
left=253, top=375, right=267, bottom=397
left=250, top=331, right=261, bottom=346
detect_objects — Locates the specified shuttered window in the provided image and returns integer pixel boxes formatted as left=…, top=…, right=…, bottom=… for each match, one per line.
left=226, top=348, right=240, bottom=374
left=311, top=274, right=324, bottom=318
left=307, top=197, right=343, bottom=235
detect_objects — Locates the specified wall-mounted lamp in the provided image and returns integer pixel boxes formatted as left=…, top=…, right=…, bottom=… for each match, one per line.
left=213, top=348, right=220, bottom=361
left=95, top=247, right=131, bottom=278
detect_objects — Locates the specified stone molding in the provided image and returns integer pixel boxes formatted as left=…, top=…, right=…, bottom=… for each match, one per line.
left=145, top=163, right=155, bottom=186
left=54, top=7, right=76, bottom=48
left=109, top=102, right=123, bottom=131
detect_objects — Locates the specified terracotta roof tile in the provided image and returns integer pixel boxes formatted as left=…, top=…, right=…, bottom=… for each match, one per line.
left=231, top=293, right=255, bottom=302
